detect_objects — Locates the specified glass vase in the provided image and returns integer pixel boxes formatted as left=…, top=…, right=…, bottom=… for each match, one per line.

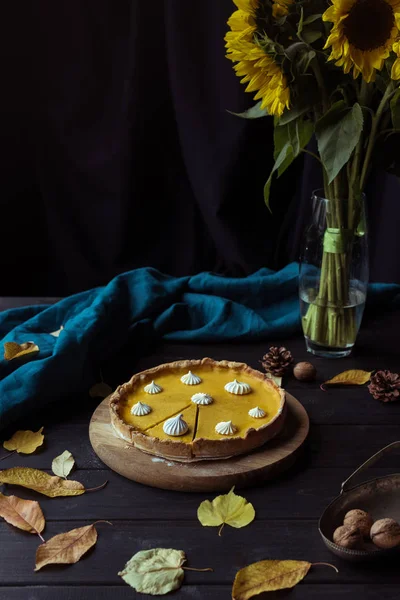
left=299, top=190, right=369, bottom=358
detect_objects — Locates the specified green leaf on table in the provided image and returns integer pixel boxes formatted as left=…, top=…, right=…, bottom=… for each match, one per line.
left=197, top=486, right=255, bottom=536
left=119, top=548, right=186, bottom=595
left=228, top=101, right=269, bottom=119
left=316, top=101, right=363, bottom=183
left=52, top=450, right=75, bottom=479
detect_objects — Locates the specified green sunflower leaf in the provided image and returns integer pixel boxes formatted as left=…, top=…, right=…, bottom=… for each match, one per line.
left=316, top=101, right=363, bottom=183
left=228, top=101, right=269, bottom=119
left=390, top=88, right=400, bottom=130
left=264, top=117, right=313, bottom=210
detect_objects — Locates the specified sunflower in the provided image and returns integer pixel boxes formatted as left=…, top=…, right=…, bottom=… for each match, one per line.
left=272, top=0, right=293, bottom=19
left=391, top=40, right=400, bottom=78
left=225, top=0, right=290, bottom=116
left=323, top=0, right=400, bottom=82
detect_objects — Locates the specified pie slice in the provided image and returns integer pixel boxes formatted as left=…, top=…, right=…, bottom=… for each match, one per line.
left=110, top=357, right=286, bottom=462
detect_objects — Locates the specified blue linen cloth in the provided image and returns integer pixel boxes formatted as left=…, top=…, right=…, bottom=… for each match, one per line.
left=0, top=263, right=399, bottom=430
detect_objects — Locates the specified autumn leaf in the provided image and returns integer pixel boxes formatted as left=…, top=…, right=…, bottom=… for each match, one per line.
left=52, top=450, right=75, bottom=479
left=89, top=382, right=113, bottom=398
left=3, top=428, right=44, bottom=454
left=4, top=341, right=39, bottom=361
left=197, top=487, right=255, bottom=535
left=50, top=326, right=64, bottom=337
left=0, top=467, right=85, bottom=497
left=0, top=492, right=45, bottom=541
left=232, top=560, right=311, bottom=599
left=232, top=560, right=339, bottom=599
left=322, top=369, right=373, bottom=388
left=265, top=372, right=282, bottom=386
left=119, top=548, right=186, bottom=595
left=35, top=523, right=104, bottom=571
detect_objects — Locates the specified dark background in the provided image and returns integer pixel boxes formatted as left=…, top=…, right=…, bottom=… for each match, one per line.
left=2, top=0, right=400, bottom=296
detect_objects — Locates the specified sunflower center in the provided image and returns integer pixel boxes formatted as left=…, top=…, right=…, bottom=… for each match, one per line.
left=343, top=0, right=394, bottom=51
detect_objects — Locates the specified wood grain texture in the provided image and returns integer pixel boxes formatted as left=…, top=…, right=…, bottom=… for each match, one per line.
left=89, top=393, right=309, bottom=492
left=1, top=307, right=400, bottom=599
left=0, top=587, right=399, bottom=600
left=1, top=519, right=400, bottom=585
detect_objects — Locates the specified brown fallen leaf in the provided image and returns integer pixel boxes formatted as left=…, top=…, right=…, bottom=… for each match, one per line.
left=232, top=560, right=338, bottom=599
left=35, top=520, right=112, bottom=571
left=321, top=369, right=373, bottom=389
left=0, top=467, right=85, bottom=498
left=3, top=428, right=44, bottom=454
left=4, top=341, right=39, bottom=361
left=0, top=492, right=45, bottom=541
left=89, top=382, right=113, bottom=398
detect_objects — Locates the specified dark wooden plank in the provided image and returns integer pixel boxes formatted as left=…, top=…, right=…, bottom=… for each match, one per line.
left=1, top=467, right=396, bottom=522
left=1, top=520, right=400, bottom=585
left=2, top=420, right=400, bottom=470
left=0, top=586, right=399, bottom=600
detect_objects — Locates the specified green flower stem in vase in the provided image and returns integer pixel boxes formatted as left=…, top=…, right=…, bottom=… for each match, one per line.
left=300, top=188, right=368, bottom=358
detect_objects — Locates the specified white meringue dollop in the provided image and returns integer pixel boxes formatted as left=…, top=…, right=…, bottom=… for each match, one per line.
left=215, top=420, right=237, bottom=435
left=191, top=392, right=213, bottom=405
left=131, top=401, right=152, bottom=416
left=224, top=379, right=251, bottom=395
left=163, top=413, right=189, bottom=436
left=144, top=380, right=163, bottom=394
left=180, top=370, right=202, bottom=385
left=248, top=406, right=266, bottom=419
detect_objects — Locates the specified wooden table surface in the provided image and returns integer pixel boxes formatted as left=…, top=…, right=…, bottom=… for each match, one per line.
left=0, top=300, right=399, bottom=599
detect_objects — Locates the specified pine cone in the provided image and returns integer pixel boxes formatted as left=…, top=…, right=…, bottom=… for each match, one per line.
left=261, top=346, right=293, bottom=377
left=368, top=370, right=400, bottom=402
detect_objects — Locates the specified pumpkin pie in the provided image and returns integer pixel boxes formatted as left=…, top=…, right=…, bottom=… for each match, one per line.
left=109, top=357, right=286, bottom=462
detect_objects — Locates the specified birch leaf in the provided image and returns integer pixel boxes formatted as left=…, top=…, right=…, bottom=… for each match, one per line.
left=119, top=548, right=186, bottom=595
left=0, top=492, right=45, bottom=537
left=3, top=428, right=44, bottom=454
left=0, top=467, right=85, bottom=497
left=323, top=369, right=373, bottom=387
left=35, top=524, right=97, bottom=571
left=89, top=382, right=113, bottom=398
left=4, top=341, right=39, bottom=361
left=197, top=487, right=255, bottom=535
left=232, top=560, right=311, bottom=599
left=52, top=451, right=75, bottom=479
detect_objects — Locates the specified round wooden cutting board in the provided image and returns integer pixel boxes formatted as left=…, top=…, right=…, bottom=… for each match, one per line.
left=89, top=393, right=309, bottom=492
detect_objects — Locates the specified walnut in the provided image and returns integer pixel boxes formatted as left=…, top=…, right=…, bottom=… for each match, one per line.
left=370, top=518, right=400, bottom=549
left=343, top=509, right=374, bottom=538
left=333, top=525, right=363, bottom=549
left=293, top=361, right=316, bottom=381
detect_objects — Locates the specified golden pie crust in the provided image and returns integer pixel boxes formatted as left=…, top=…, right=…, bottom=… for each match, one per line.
left=109, top=357, right=286, bottom=462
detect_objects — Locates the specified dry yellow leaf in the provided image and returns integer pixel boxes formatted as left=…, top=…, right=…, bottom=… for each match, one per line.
left=0, top=467, right=85, bottom=498
left=197, top=487, right=255, bottom=536
left=35, top=524, right=98, bottom=571
left=52, top=450, right=75, bottom=479
left=322, top=369, right=373, bottom=388
left=232, top=560, right=311, bottom=599
left=0, top=492, right=45, bottom=540
left=3, top=428, right=44, bottom=454
left=4, top=341, right=39, bottom=361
